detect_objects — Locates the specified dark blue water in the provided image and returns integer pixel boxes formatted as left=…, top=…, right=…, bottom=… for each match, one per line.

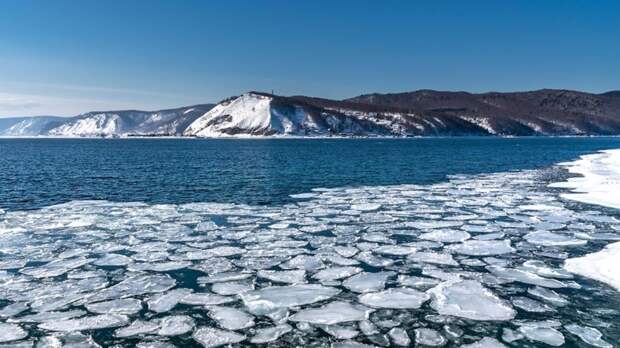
left=2, top=137, right=620, bottom=211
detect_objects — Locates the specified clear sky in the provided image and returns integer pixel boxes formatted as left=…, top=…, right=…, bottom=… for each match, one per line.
left=1, top=0, right=619, bottom=117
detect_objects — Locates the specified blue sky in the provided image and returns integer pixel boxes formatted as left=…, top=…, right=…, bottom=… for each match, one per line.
left=0, top=0, right=619, bottom=117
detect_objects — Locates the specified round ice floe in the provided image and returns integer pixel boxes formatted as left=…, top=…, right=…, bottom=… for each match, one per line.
left=147, top=288, right=193, bottom=313
left=289, top=301, right=372, bottom=325
left=38, top=314, right=129, bottom=332
left=460, top=337, right=507, bottom=347
left=87, top=275, right=176, bottom=302
left=486, top=266, right=566, bottom=288
left=373, top=245, right=416, bottom=256
left=211, top=281, right=255, bottom=295
left=114, top=320, right=160, bottom=338
left=350, top=203, right=381, bottom=212
left=446, top=240, right=515, bottom=256
left=511, top=297, right=555, bottom=313
left=407, top=251, right=458, bottom=266
left=320, top=324, right=359, bottom=339
left=180, top=293, right=233, bottom=306
left=419, top=229, right=471, bottom=243
left=192, top=327, right=245, bottom=347
left=250, top=324, right=293, bottom=344
left=518, top=323, right=565, bottom=346
left=414, top=328, right=446, bottom=346
left=0, top=323, right=27, bottom=342
left=258, top=269, right=306, bottom=284
left=389, top=327, right=411, bottom=346
left=313, top=266, right=362, bottom=282
left=564, top=324, right=612, bottom=348
left=85, top=298, right=142, bottom=315
left=93, top=253, right=132, bottom=266
left=208, top=306, right=255, bottom=330
left=524, top=231, right=587, bottom=246
left=527, top=287, right=569, bottom=307
left=157, top=315, right=195, bottom=336
left=358, top=288, right=430, bottom=309
left=342, top=271, right=394, bottom=293
left=428, top=280, right=516, bottom=321
left=240, top=284, right=340, bottom=315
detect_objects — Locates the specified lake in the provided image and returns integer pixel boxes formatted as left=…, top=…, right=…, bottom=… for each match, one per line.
left=0, top=137, right=619, bottom=347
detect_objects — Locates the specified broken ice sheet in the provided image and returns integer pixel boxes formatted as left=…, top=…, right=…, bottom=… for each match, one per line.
left=408, top=251, right=458, bottom=266
left=289, top=301, right=372, bottom=325
left=115, top=320, right=159, bottom=338
left=342, top=271, right=394, bottom=293
left=414, top=328, right=445, bottom=346
left=518, top=322, right=565, bottom=346
left=564, top=324, right=612, bottom=348
left=358, top=288, right=429, bottom=309
left=157, top=315, right=195, bottom=336
left=192, top=327, right=245, bottom=347
left=240, top=284, right=340, bottom=315
left=20, top=258, right=93, bottom=278
left=250, top=324, right=293, bottom=344
left=211, top=281, right=254, bottom=295
left=87, top=275, right=176, bottom=302
left=208, top=306, right=254, bottom=330
left=257, top=269, right=306, bottom=284
left=428, top=280, right=516, bottom=321
left=313, top=266, right=362, bottom=282
left=38, top=314, right=129, bottom=332
left=85, top=298, right=142, bottom=315
left=147, top=288, right=192, bottom=313
left=0, top=323, right=28, bottom=343
left=446, top=240, right=515, bottom=256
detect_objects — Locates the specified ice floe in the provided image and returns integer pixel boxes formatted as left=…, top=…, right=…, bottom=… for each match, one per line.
left=551, top=149, right=620, bottom=209
left=192, top=327, right=245, bottom=347
left=0, top=323, right=28, bottom=343
left=342, top=271, right=394, bottom=293
left=207, top=306, right=254, bottom=330
left=358, top=288, right=429, bottom=309
left=240, top=284, right=340, bottom=315
left=564, top=241, right=620, bottom=291
left=428, top=280, right=516, bottom=321
left=289, top=301, right=372, bottom=325
left=39, top=314, right=129, bottom=332
left=250, top=324, right=293, bottom=343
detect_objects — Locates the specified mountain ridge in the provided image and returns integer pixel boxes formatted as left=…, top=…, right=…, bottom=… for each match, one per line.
left=2, top=89, right=619, bottom=137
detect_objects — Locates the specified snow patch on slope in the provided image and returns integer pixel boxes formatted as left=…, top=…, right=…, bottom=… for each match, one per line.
left=458, top=116, right=496, bottom=135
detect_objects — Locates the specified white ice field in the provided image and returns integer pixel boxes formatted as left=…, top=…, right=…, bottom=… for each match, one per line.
left=0, top=150, right=619, bottom=347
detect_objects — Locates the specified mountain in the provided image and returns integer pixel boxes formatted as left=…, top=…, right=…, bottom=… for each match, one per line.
left=346, top=89, right=620, bottom=135
left=183, top=92, right=403, bottom=137
left=0, top=105, right=214, bottom=137
left=47, top=104, right=214, bottom=137
left=2, top=89, right=619, bottom=137
left=0, top=116, right=65, bottom=136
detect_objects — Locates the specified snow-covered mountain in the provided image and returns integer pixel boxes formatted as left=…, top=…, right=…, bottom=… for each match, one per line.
left=0, top=105, right=213, bottom=137
left=0, top=116, right=64, bottom=136
left=184, top=92, right=488, bottom=137
left=183, top=92, right=390, bottom=137
left=47, top=105, right=213, bottom=137
left=2, top=89, right=620, bottom=137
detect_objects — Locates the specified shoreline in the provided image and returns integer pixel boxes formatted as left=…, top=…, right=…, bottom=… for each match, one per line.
left=1, top=134, right=620, bottom=140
